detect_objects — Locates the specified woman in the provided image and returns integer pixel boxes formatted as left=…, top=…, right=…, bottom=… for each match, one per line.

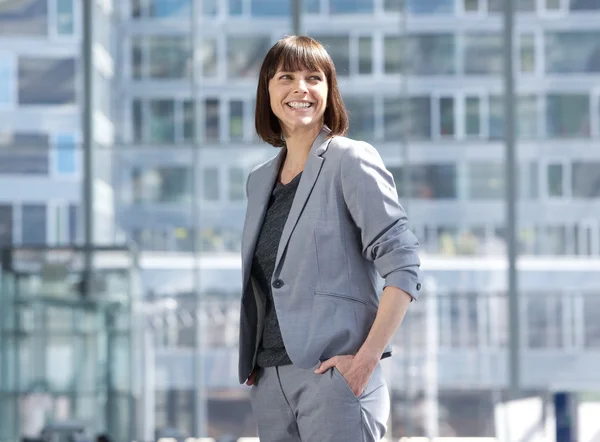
left=238, top=35, right=421, bottom=442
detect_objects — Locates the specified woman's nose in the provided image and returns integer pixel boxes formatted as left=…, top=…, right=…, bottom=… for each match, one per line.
left=294, top=80, right=309, bottom=93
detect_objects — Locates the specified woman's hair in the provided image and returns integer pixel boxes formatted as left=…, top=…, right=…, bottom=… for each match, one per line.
left=255, top=35, right=349, bottom=147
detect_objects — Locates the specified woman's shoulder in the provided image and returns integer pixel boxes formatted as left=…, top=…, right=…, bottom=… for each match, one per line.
left=327, top=135, right=381, bottom=163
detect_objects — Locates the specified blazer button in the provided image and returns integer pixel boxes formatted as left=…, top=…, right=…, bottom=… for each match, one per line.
left=272, top=279, right=284, bottom=289
left=416, top=283, right=422, bottom=290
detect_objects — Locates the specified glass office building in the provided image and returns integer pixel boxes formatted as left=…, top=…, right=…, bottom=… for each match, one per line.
left=1, top=0, right=600, bottom=440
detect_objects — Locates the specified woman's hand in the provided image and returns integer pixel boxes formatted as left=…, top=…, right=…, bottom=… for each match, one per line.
left=246, top=369, right=257, bottom=386
left=314, top=354, right=375, bottom=397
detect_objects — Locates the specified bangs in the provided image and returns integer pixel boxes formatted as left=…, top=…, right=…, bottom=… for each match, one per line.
left=269, top=37, right=332, bottom=78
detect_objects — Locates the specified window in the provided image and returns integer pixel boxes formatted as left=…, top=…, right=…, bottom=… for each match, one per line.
left=203, top=168, right=220, bottom=201
left=22, top=205, right=46, bottom=246
left=547, top=164, right=564, bottom=197
left=228, top=167, right=245, bottom=201
left=489, top=95, right=539, bottom=139
left=384, top=0, right=402, bottom=11
left=545, top=0, right=562, bottom=10
left=489, top=0, right=535, bottom=11
left=384, top=96, right=432, bottom=140
left=251, top=0, right=289, bottom=16
left=0, top=132, right=49, bottom=174
left=406, top=34, right=455, bottom=75
left=527, top=297, right=563, bottom=348
left=183, top=100, right=195, bottom=142
left=132, top=37, right=144, bottom=79
left=384, top=36, right=404, bottom=74
left=203, top=0, right=218, bottom=15
left=229, top=101, right=244, bottom=140
left=329, top=0, right=374, bottom=14
left=205, top=99, right=220, bottom=142
left=148, top=0, right=192, bottom=17
left=68, top=204, right=78, bottom=244
left=18, top=58, right=76, bottom=105
left=0, top=205, right=13, bottom=246
left=465, top=96, right=482, bottom=137
left=56, top=0, right=74, bottom=35
left=345, top=96, right=375, bottom=140
left=467, top=162, right=504, bottom=199
left=54, top=134, right=77, bottom=175
left=545, top=32, right=600, bottom=74
left=439, top=97, right=455, bottom=137
left=570, top=0, right=600, bottom=10
left=0, top=56, right=14, bottom=106
left=148, top=100, right=175, bottom=143
left=358, top=37, right=373, bottom=75
left=148, top=36, right=191, bottom=79
left=229, top=0, right=243, bottom=15
left=519, top=33, right=536, bottom=73
left=583, top=296, right=600, bottom=348
left=546, top=94, right=590, bottom=138
left=201, top=39, right=218, bottom=77
left=132, top=167, right=192, bottom=203
left=0, top=0, right=47, bottom=36
left=405, top=0, right=455, bottom=14
left=304, top=0, right=320, bottom=13
left=227, top=36, right=271, bottom=78
left=389, top=164, right=457, bottom=199
left=314, top=36, right=350, bottom=76
left=572, top=162, right=600, bottom=198
left=133, top=100, right=143, bottom=142
left=464, top=33, right=502, bottom=75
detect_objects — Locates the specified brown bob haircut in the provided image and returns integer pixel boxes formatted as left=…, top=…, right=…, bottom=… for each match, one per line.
left=255, top=35, right=349, bottom=147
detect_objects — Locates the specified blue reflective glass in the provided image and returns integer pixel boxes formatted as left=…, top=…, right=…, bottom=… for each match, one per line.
left=55, top=134, right=76, bottom=175
left=251, top=0, right=290, bottom=16
left=304, top=0, right=320, bottom=13
left=0, top=60, right=10, bottom=105
left=56, top=0, right=74, bottom=34
left=229, top=0, right=243, bottom=15
left=150, top=0, right=192, bottom=17
left=406, top=0, right=454, bottom=14
left=330, top=0, right=373, bottom=13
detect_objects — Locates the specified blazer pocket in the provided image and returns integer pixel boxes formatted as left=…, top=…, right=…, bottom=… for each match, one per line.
left=313, top=224, right=351, bottom=295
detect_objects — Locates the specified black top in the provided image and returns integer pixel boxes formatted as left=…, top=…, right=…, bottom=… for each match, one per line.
left=251, top=172, right=303, bottom=367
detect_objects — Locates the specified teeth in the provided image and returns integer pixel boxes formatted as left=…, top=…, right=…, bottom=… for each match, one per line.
left=288, top=102, right=312, bottom=109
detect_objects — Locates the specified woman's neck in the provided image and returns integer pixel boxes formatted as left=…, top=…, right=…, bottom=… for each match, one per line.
left=281, top=124, right=322, bottom=172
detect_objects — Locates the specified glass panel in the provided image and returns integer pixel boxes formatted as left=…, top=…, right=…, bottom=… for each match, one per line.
left=201, top=38, right=218, bottom=77
left=517, top=95, right=538, bottom=139
left=570, top=0, right=600, bottom=9
left=406, top=34, right=455, bottom=75
left=251, top=0, right=289, bottom=16
left=313, top=36, right=350, bottom=76
left=148, top=100, right=175, bottom=143
left=204, top=0, right=218, bottom=15
left=464, top=0, right=480, bottom=11
left=572, top=162, right=600, bottom=198
left=468, top=162, right=504, bottom=199
left=358, top=37, right=373, bottom=74
left=546, top=94, right=590, bottom=138
left=55, top=133, right=77, bottom=175
left=465, top=96, right=481, bottom=136
left=229, top=100, right=244, bottom=140
left=384, top=0, right=402, bottom=11
left=132, top=167, right=192, bottom=203
left=547, top=164, right=564, bottom=197
left=22, top=205, right=46, bottom=246
left=132, top=37, right=143, bottom=79
left=329, top=0, right=374, bottom=13
left=345, top=96, right=375, bottom=139
left=203, top=167, right=220, bottom=201
left=68, top=204, right=78, bottom=244
left=183, top=100, right=195, bottom=142
left=227, top=36, right=271, bottom=78
left=132, top=99, right=143, bottom=142
left=47, top=336, right=74, bottom=391
left=148, top=36, right=191, bottom=79
left=0, top=56, right=13, bottom=105
left=56, top=0, right=74, bottom=35
left=464, top=33, right=502, bottom=75
left=18, top=58, right=76, bottom=105
left=148, top=0, right=192, bottom=17
left=384, top=96, right=432, bottom=140
left=0, top=131, right=49, bottom=175
left=228, top=167, right=245, bottom=201
left=406, top=0, right=455, bottom=14
left=384, top=36, right=403, bottom=74
left=304, top=0, right=320, bottom=12
left=546, top=0, right=561, bottom=9
left=519, top=33, right=536, bottom=73
left=0, top=204, right=13, bottom=246
left=0, top=0, right=47, bottom=36
left=205, top=99, right=220, bottom=142
left=229, top=0, right=243, bottom=15
left=489, top=0, right=536, bottom=11
left=440, top=97, right=455, bottom=136
left=584, top=296, right=600, bottom=347
left=545, top=31, right=600, bottom=74
left=390, top=164, right=457, bottom=199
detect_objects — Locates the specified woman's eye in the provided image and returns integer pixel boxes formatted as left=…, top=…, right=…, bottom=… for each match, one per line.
left=310, top=76, right=322, bottom=81
left=280, top=75, right=291, bottom=80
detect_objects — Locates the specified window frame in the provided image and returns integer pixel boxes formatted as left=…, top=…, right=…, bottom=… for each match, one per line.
left=543, top=159, right=570, bottom=199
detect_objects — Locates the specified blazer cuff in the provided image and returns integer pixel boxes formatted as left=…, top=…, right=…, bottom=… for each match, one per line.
left=383, top=269, right=422, bottom=301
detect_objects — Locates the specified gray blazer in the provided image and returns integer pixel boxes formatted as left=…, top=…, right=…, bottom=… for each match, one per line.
left=238, top=127, right=421, bottom=384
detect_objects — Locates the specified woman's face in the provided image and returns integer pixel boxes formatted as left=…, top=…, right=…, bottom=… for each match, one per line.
left=268, top=67, right=328, bottom=137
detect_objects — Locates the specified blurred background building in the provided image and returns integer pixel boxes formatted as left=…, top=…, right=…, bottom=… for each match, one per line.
left=1, top=0, right=600, bottom=441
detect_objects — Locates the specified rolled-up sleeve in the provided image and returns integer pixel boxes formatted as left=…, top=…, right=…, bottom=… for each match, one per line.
left=340, top=142, right=422, bottom=300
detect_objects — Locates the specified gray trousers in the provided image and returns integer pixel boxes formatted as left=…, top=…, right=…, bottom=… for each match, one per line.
left=249, top=363, right=390, bottom=442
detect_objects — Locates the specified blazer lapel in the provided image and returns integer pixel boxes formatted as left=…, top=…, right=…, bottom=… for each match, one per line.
left=274, top=128, right=332, bottom=274
left=242, top=148, right=286, bottom=289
